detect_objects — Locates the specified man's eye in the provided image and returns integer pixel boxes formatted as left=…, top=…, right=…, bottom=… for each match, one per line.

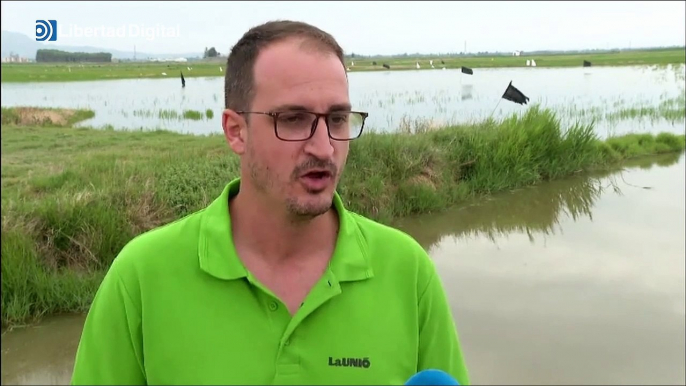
left=329, top=114, right=348, bottom=124
left=280, top=113, right=306, bottom=123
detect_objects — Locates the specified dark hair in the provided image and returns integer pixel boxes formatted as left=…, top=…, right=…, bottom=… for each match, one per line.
left=224, top=20, right=346, bottom=112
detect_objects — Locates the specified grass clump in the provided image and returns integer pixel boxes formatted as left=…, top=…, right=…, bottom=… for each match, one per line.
left=132, top=108, right=208, bottom=121
left=182, top=109, right=203, bottom=120
left=341, top=106, right=681, bottom=220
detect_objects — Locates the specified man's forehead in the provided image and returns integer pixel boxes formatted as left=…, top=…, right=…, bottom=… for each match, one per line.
left=254, top=39, right=344, bottom=82
left=252, top=38, right=349, bottom=108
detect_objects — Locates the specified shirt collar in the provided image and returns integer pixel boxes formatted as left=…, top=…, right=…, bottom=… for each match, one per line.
left=198, top=178, right=373, bottom=283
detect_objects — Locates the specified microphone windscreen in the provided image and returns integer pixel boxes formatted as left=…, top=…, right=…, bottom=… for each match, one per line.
left=404, top=369, right=460, bottom=385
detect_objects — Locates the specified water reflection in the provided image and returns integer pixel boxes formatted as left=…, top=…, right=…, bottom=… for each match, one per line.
left=394, top=152, right=685, bottom=385
left=461, top=84, right=473, bottom=101
left=394, top=152, right=684, bottom=250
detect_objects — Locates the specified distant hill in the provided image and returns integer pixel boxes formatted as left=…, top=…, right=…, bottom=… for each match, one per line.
left=1, top=30, right=202, bottom=60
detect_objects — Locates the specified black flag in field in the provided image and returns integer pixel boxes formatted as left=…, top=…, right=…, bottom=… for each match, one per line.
left=382, top=63, right=391, bottom=69
left=180, top=71, right=186, bottom=87
left=461, top=66, right=473, bottom=75
left=583, top=60, right=592, bottom=67
left=501, top=81, right=529, bottom=105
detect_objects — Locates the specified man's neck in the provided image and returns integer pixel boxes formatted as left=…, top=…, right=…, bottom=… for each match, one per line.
left=228, top=186, right=339, bottom=267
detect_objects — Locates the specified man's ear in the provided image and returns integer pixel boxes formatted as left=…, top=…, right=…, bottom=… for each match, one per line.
left=222, top=109, right=247, bottom=155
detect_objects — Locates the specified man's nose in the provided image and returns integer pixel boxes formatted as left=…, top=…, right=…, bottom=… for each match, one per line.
left=304, top=116, right=335, bottom=158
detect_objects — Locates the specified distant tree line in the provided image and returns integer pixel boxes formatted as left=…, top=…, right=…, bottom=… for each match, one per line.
left=204, top=47, right=220, bottom=58
left=36, top=49, right=112, bottom=63
left=343, top=45, right=685, bottom=61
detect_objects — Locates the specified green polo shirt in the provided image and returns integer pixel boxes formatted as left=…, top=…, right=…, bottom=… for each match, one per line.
left=71, top=178, right=470, bottom=385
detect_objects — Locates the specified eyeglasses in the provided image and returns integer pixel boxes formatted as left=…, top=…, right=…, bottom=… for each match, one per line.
left=236, top=110, right=369, bottom=141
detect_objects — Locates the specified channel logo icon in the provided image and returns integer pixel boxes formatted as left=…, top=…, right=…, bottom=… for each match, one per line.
left=36, top=20, right=57, bottom=41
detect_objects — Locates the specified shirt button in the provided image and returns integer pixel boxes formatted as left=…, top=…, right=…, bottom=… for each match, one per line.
left=268, top=301, right=279, bottom=311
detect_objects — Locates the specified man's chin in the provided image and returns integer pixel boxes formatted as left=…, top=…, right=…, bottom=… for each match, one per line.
left=285, top=194, right=335, bottom=219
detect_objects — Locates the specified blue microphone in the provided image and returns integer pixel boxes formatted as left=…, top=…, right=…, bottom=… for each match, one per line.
left=404, top=369, right=460, bottom=385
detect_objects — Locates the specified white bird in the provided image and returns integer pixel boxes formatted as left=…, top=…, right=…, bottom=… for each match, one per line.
left=526, top=60, right=531, bottom=66
left=161, top=72, right=167, bottom=76
left=219, top=66, right=223, bottom=72
left=430, top=60, right=433, bottom=66
left=187, top=66, right=191, bottom=71
left=531, top=59, right=537, bottom=67
left=416, top=62, right=420, bottom=69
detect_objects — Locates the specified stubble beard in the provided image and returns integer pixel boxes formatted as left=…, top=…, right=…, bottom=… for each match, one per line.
left=246, top=142, right=338, bottom=221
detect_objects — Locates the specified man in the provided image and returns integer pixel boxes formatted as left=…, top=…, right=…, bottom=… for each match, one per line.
left=71, top=20, right=470, bottom=385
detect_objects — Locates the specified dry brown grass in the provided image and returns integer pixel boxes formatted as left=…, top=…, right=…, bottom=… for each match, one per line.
left=1, top=106, right=95, bottom=128
left=9, top=107, right=77, bottom=126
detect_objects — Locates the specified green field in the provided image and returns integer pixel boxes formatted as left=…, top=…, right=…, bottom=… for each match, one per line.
left=2, top=105, right=685, bottom=327
left=1, top=47, right=684, bottom=83
left=350, top=47, right=686, bottom=71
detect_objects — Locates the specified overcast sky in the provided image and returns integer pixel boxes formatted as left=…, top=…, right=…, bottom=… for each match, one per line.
left=2, top=1, right=685, bottom=55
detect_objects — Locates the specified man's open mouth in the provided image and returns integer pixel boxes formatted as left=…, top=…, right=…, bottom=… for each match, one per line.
left=303, top=171, right=331, bottom=179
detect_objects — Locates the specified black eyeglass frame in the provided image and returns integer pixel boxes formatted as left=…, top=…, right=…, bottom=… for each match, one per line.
left=236, top=110, right=369, bottom=142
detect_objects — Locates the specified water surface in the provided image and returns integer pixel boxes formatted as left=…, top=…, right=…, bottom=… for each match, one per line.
left=2, top=65, right=684, bottom=137
left=1, top=314, right=83, bottom=385
left=395, top=153, right=686, bottom=385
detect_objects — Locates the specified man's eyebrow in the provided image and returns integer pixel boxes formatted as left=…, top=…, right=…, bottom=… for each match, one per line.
left=269, top=103, right=352, bottom=112
left=327, top=103, right=352, bottom=112
left=270, top=104, right=309, bottom=112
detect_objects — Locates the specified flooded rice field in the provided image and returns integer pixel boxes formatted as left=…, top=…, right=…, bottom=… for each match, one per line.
left=2, top=64, right=684, bottom=138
